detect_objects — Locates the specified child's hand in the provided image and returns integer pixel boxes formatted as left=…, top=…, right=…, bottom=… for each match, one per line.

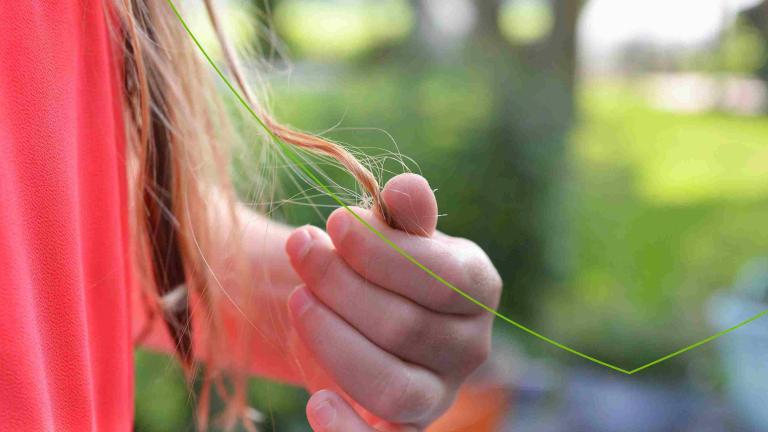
left=285, top=174, right=502, bottom=431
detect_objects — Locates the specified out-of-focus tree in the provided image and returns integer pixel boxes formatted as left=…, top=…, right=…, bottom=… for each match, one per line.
left=269, top=0, right=413, bottom=60
left=546, top=0, right=585, bottom=109
left=741, top=1, right=768, bottom=84
left=428, top=0, right=588, bottom=319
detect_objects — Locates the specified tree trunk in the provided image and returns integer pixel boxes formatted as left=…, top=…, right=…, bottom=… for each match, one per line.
left=545, top=0, right=585, bottom=116
left=743, top=0, right=768, bottom=84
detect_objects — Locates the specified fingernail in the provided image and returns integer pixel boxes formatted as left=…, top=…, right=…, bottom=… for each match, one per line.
left=287, top=228, right=313, bottom=261
left=328, top=211, right=350, bottom=241
left=312, top=396, right=336, bottom=427
left=288, top=286, right=313, bottom=317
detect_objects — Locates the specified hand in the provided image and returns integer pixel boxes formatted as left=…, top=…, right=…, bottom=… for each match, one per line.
left=285, top=173, right=502, bottom=431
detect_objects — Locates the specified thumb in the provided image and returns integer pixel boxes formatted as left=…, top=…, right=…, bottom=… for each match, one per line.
left=380, top=173, right=437, bottom=237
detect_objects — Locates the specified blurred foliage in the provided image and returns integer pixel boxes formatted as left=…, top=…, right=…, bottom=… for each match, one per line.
left=134, top=350, right=310, bottom=431
left=720, top=19, right=767, bottom=74
left=273, top=0, right=412, bottom=60
left=134, top=350, right=193, bottom=432
left=499, top=0, right=554, bottom=44
left=684, top=17, right=768, bottom=75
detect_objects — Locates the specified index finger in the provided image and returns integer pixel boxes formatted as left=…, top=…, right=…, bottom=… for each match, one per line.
left=326, top=207, right=498, bottom=315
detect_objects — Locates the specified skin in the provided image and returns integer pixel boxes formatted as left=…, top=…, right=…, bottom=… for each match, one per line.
left=285, top=173, right=502, bottom=431
left=137, top=173, right=502, bottom=431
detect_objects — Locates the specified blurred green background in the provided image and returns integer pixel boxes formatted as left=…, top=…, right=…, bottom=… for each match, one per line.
left=135, top=0, right=768, bottom=430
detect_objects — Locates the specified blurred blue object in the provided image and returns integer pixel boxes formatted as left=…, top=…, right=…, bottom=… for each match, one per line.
left=506, top=364, right=734, bottom=432
left=708, top=257, right=768, bottom=432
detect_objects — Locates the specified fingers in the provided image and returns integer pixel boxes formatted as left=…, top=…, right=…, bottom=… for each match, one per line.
left=286, top=226, right=492, bottom=376
left=306, top=390, right=376, bottom=432
left=326, top=207, right=501, bottom=315
left=287, top=286, right=449, bottom=425
left=307, top=391, right=420, bottom=432
left=380, top=174, right=438, bottom=237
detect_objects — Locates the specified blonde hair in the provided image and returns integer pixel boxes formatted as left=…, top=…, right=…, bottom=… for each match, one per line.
left=114, top=0, right=387, bottom=429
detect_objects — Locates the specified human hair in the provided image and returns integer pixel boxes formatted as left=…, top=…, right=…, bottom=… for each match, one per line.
left=112, top=0, right=386, bottom=429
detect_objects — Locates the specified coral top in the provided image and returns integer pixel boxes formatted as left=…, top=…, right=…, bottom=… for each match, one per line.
left=0, top=0, right=134, bottom=430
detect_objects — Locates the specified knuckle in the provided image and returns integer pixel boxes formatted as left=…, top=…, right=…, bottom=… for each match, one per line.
left=382, top=307, right=425, bottom=353
left=339, top=221, right=364, bottom=254
left=475, top=251, right=503, bottom=297
left=310, top=251, right=338, bottom=289
left=464, top=248, right=503, bottom=308
left=449, top=320, right=491, bottom=375
left=376, top=370, right=436, bottom=423
left=374, top=370, right=411, bottom=420
left=465, top=337, right=491, bottom=371
left=339, top=229, right=374, bottom=274
left=429, top=285, right=460, bottom=313
left=427, top=258, right=467, bottom=311
left=426, top=238, right=503, bottom=313
left=451, top=248, right=474, bottom=286
left=489, top=271, right=503, bottom=306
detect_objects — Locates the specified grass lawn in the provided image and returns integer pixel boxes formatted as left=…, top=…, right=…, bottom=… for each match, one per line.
left=540, top=80, right=768, bottom=367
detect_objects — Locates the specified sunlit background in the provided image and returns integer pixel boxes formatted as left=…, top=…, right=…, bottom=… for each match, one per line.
left=135, top=0, right=768, bottom=430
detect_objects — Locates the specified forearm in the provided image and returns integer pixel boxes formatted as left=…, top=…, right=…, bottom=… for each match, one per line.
left=238, top=205, right=302, bottom=289
left=236, top=206, right=307, bottom=382
left=133, top=198, right=306, bottom=384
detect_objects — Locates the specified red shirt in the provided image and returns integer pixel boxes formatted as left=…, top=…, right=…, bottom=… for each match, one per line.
left=0, top=1, right=134, bottom=430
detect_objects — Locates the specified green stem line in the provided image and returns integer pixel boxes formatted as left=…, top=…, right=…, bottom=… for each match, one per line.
left=167, top=0, right=768, bottom=375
